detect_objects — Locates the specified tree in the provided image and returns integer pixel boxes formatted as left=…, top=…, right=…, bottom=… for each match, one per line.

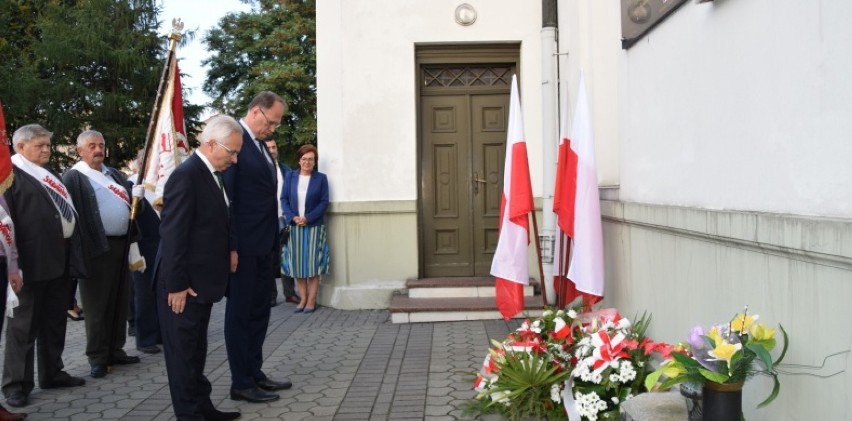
left=203, top=0, right=316, bottom=163
left=0, top=0, right=203, bottom=169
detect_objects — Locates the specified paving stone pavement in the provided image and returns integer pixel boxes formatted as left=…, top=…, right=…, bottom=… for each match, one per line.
left=1, top=297, right=521, bottom=420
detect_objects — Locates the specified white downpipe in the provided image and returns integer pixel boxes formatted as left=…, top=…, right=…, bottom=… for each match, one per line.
left=540, top=26, right=558, bottom=305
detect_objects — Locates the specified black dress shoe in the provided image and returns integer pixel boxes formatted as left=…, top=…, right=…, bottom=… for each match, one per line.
left=269, top=297, right=279, bottom=307
left=256, top=377, right=292, bottom=391
left=90, top=364, right=107, bottom=378
left=4, top=391, right=27, bottom=408
left=110, top=355, right=141, bottom=365
left=136, top=345, right=161, bottom=354
left=229, top=387, right=279, bottom=403
left=42, top=374, right=86, bottom=388
left=202, top=408, right=241, bottom=421
left=284, top=296, right=301, bottom=305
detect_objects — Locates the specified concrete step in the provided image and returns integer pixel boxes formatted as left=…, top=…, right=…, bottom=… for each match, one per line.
left=406, top=276, right=537, bottom=299
left=388, top=295, right=546, bottom=323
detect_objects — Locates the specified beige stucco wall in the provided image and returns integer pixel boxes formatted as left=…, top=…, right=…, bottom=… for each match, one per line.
left=601, top=199, right=852, bottom=420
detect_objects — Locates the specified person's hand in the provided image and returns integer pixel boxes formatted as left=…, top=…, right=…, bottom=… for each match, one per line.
left=168, top=287, right=197, bottom=314
left=132, top=184, right=145, bottom=199
left=8, top=272, right=22, bottom=293
left=230, top=251, right=238, bottom=273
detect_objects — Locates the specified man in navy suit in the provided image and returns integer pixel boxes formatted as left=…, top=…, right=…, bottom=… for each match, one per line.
left=223, top=91, right=291, bottom=403
left=157, top=115, right=243, bottom=421
left=264, top=139, right=300, bottom=307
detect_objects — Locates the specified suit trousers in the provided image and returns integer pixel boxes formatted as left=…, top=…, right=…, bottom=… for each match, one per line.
left=158, top=283, right=216, bottom=421
left=133, top=268, right=161, bottom=349
left=224, top=252, right=273, bottom=389
left=79, top=237, right=131, bottom=365
left=2, top=272, right=73, bottom=396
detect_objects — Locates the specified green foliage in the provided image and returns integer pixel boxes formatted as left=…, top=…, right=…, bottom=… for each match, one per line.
left=0, top=0, right=202, bottom=169
left=203, top=0, right=316, bottom=163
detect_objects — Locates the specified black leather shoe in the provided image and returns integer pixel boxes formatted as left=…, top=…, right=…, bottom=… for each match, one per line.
left=90, top=364, right=107, bottom=378
left=136, top=345, right=161, bottom=354
left=202, top=408, right=241, bottom=421
left=4, top=391, right=27, bottom=408
left=256, top=377, right=292, bottom=391
left=43, top=374, right=85, bottom=388
left=229, top=387, right=279, bottom=403
left=110, top=355, right=141, bottom=365
left=269, top=297, right=279, bottom=307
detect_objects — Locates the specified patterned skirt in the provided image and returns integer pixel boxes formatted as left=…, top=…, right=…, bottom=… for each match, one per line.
left=282, top=224, right=330, bottom=279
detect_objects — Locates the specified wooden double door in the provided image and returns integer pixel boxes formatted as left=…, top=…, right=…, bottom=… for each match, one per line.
left=418, top=57, right=516, bottom=277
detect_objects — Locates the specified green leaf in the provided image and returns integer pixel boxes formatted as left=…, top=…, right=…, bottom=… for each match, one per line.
left=757, top=374, right=781, bottom=408
left=773, top=324, right=789, bottom=366
left=747, top=343, right=773, bottom=371
left=698, top=368, right=728, bottom=383
left=644, top=368, right=664, bottom=391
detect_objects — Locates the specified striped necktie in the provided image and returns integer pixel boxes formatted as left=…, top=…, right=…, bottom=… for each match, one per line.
left=214, top=171, right=225, bottom=192
left=45, top=187, right=75, bottom=222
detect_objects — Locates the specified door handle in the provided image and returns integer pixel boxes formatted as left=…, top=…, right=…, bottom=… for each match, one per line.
left=473, top=172, right=487, bottom=194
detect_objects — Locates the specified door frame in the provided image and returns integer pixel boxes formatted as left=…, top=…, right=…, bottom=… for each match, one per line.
left=415, top=43, right=521, bottom=278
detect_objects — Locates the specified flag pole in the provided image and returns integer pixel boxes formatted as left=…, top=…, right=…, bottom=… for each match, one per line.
left=132, top=18, right=183, bottom=221
left=106, top=19, right=183, bottom=371
left=530, top=211, right=549, bottom=306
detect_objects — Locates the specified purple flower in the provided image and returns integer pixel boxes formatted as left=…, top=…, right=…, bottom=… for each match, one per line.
left=688, top=326, right=705, bottom=350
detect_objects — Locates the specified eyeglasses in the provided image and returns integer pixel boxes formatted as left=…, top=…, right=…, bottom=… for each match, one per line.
left=213, top=141, right=238, bottom=156
left=258, top=108, right=281, bottom=129
left=299, top=157, right=315, bottom=163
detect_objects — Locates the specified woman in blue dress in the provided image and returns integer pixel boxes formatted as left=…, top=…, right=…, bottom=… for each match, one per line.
left=280, top=144, right=329, bottom=313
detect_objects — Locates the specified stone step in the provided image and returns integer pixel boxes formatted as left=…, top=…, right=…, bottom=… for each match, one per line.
left=388, top=295, right=546, bottom=323
left=406, top=277, right=537, bottom=299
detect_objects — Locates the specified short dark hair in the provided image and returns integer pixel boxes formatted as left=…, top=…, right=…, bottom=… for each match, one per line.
left=248, top=91, right=287, bottom=114
left=297, top=144, right=318, bottom=162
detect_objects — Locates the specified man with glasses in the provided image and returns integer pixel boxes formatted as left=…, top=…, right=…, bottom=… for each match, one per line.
left=222, top=91, right=292, bottom=403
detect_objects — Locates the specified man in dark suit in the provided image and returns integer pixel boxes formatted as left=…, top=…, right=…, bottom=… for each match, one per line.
left=223, top=91, right=291, bottom=403
left=3, top=124, right=87, bottom=408
left=264, top=139, right=299, bottom=307
left=157, top=115, right=243, bottom=421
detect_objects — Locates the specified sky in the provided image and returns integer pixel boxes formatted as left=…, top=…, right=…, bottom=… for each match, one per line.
left=158, top=0, right=252, bottom=109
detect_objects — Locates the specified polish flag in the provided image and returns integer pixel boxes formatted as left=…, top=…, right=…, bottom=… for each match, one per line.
left=552, top=73, right=604, bottom=307
left=0, top=100, right=13, bottom=194
left=491, top=75, right=534, bottom=321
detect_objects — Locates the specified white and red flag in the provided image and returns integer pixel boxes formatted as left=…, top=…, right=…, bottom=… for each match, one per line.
left=142, top=59, right=190, bottom=210
left=552, top=73, right=604, bottom=307
left=491, top=75, right=534, bottom=321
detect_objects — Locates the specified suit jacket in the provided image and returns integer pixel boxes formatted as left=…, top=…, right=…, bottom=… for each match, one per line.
left=281, top=170, right=329, bottom=227
left=62, top=166, right=139, bottom=264
left=222, top=128, right=279, bottom=256
left=156, top=154, right=230, bottom=303
left=3, top=166, right=86, bottom=281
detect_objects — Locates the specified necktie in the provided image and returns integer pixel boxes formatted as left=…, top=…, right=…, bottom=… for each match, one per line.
left=214, top=171, right=225, bottom=192
left=256, top=139, right=276, bottom=181
left=46, top=187, right=75, bottom=222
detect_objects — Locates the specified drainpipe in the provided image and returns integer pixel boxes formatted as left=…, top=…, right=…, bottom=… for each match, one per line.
left=540, top=0, right=558, bottom=305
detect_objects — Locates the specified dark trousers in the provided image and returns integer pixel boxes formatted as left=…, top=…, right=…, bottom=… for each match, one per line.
left=133, top=269, right=161, bottom=348
left=224, top=252, right=273, bottom=389
left=2, top=272, right=73, bottom=396
left=79, top=237, right=131, bottom=365
left=158, top=282, right=215, bottom=421
left=272, top=275, right=297, bottom=299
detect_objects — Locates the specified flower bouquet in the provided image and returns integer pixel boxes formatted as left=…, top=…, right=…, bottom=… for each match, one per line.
left=470, top=308, right=583, bottom=420
left=568, top=310, right=673, bottom=421
left=645, top=307, right=789, bottom=408
left=467, top=307, right=672, bottom=421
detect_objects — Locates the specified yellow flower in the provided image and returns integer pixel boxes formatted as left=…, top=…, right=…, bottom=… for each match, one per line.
left=709, top=340, right=742, bottom=365
left=661, top=363, right=686, bottom=379
left=707, top=326, right=724, bottom=345
left=749, top=323, right=776, bottom=341
left=731, top=313, right=757, bottom=333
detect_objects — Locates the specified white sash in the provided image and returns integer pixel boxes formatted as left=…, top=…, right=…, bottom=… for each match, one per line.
left=72, top=161, right=130, bottom=207
left=11, top=154, right=77, bottom=215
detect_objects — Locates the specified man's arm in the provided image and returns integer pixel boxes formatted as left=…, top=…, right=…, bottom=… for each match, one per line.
left=158, top=169, right=195, bottom=294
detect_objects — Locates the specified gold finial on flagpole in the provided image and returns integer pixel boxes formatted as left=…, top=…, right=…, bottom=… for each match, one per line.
left=167, top=18, right=184, bottom=52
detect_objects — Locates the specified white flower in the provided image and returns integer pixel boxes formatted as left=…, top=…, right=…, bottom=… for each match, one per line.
left=611, top=396, right=620, bottom=404
left=550, top=383, right=562, bottom=403
left=542, top=309, right=553, bottom=318
left=567, top=309, right=578, bottom=318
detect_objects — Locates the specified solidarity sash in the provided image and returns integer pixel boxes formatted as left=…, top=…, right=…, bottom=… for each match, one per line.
left=11, top=154, right=76, bottom=223
left=72, top=161, right=130, bottom=207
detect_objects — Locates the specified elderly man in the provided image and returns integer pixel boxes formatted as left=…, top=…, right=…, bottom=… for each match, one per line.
left=3, top=124, right=86, bottom=408
left=157, top=115, right=243, bottom=421
left=63, top=130, right=140, bottom=379
left=223, top=91, right=292, bottom=403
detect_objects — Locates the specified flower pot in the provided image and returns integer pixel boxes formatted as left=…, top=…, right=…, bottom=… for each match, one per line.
left=701, top=381, right=743, bottom=421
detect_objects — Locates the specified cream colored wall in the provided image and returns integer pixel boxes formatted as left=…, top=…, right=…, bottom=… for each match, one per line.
left=316, top=0, right=545, bottom=306
left=601, top=200, right=852, bottom=420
